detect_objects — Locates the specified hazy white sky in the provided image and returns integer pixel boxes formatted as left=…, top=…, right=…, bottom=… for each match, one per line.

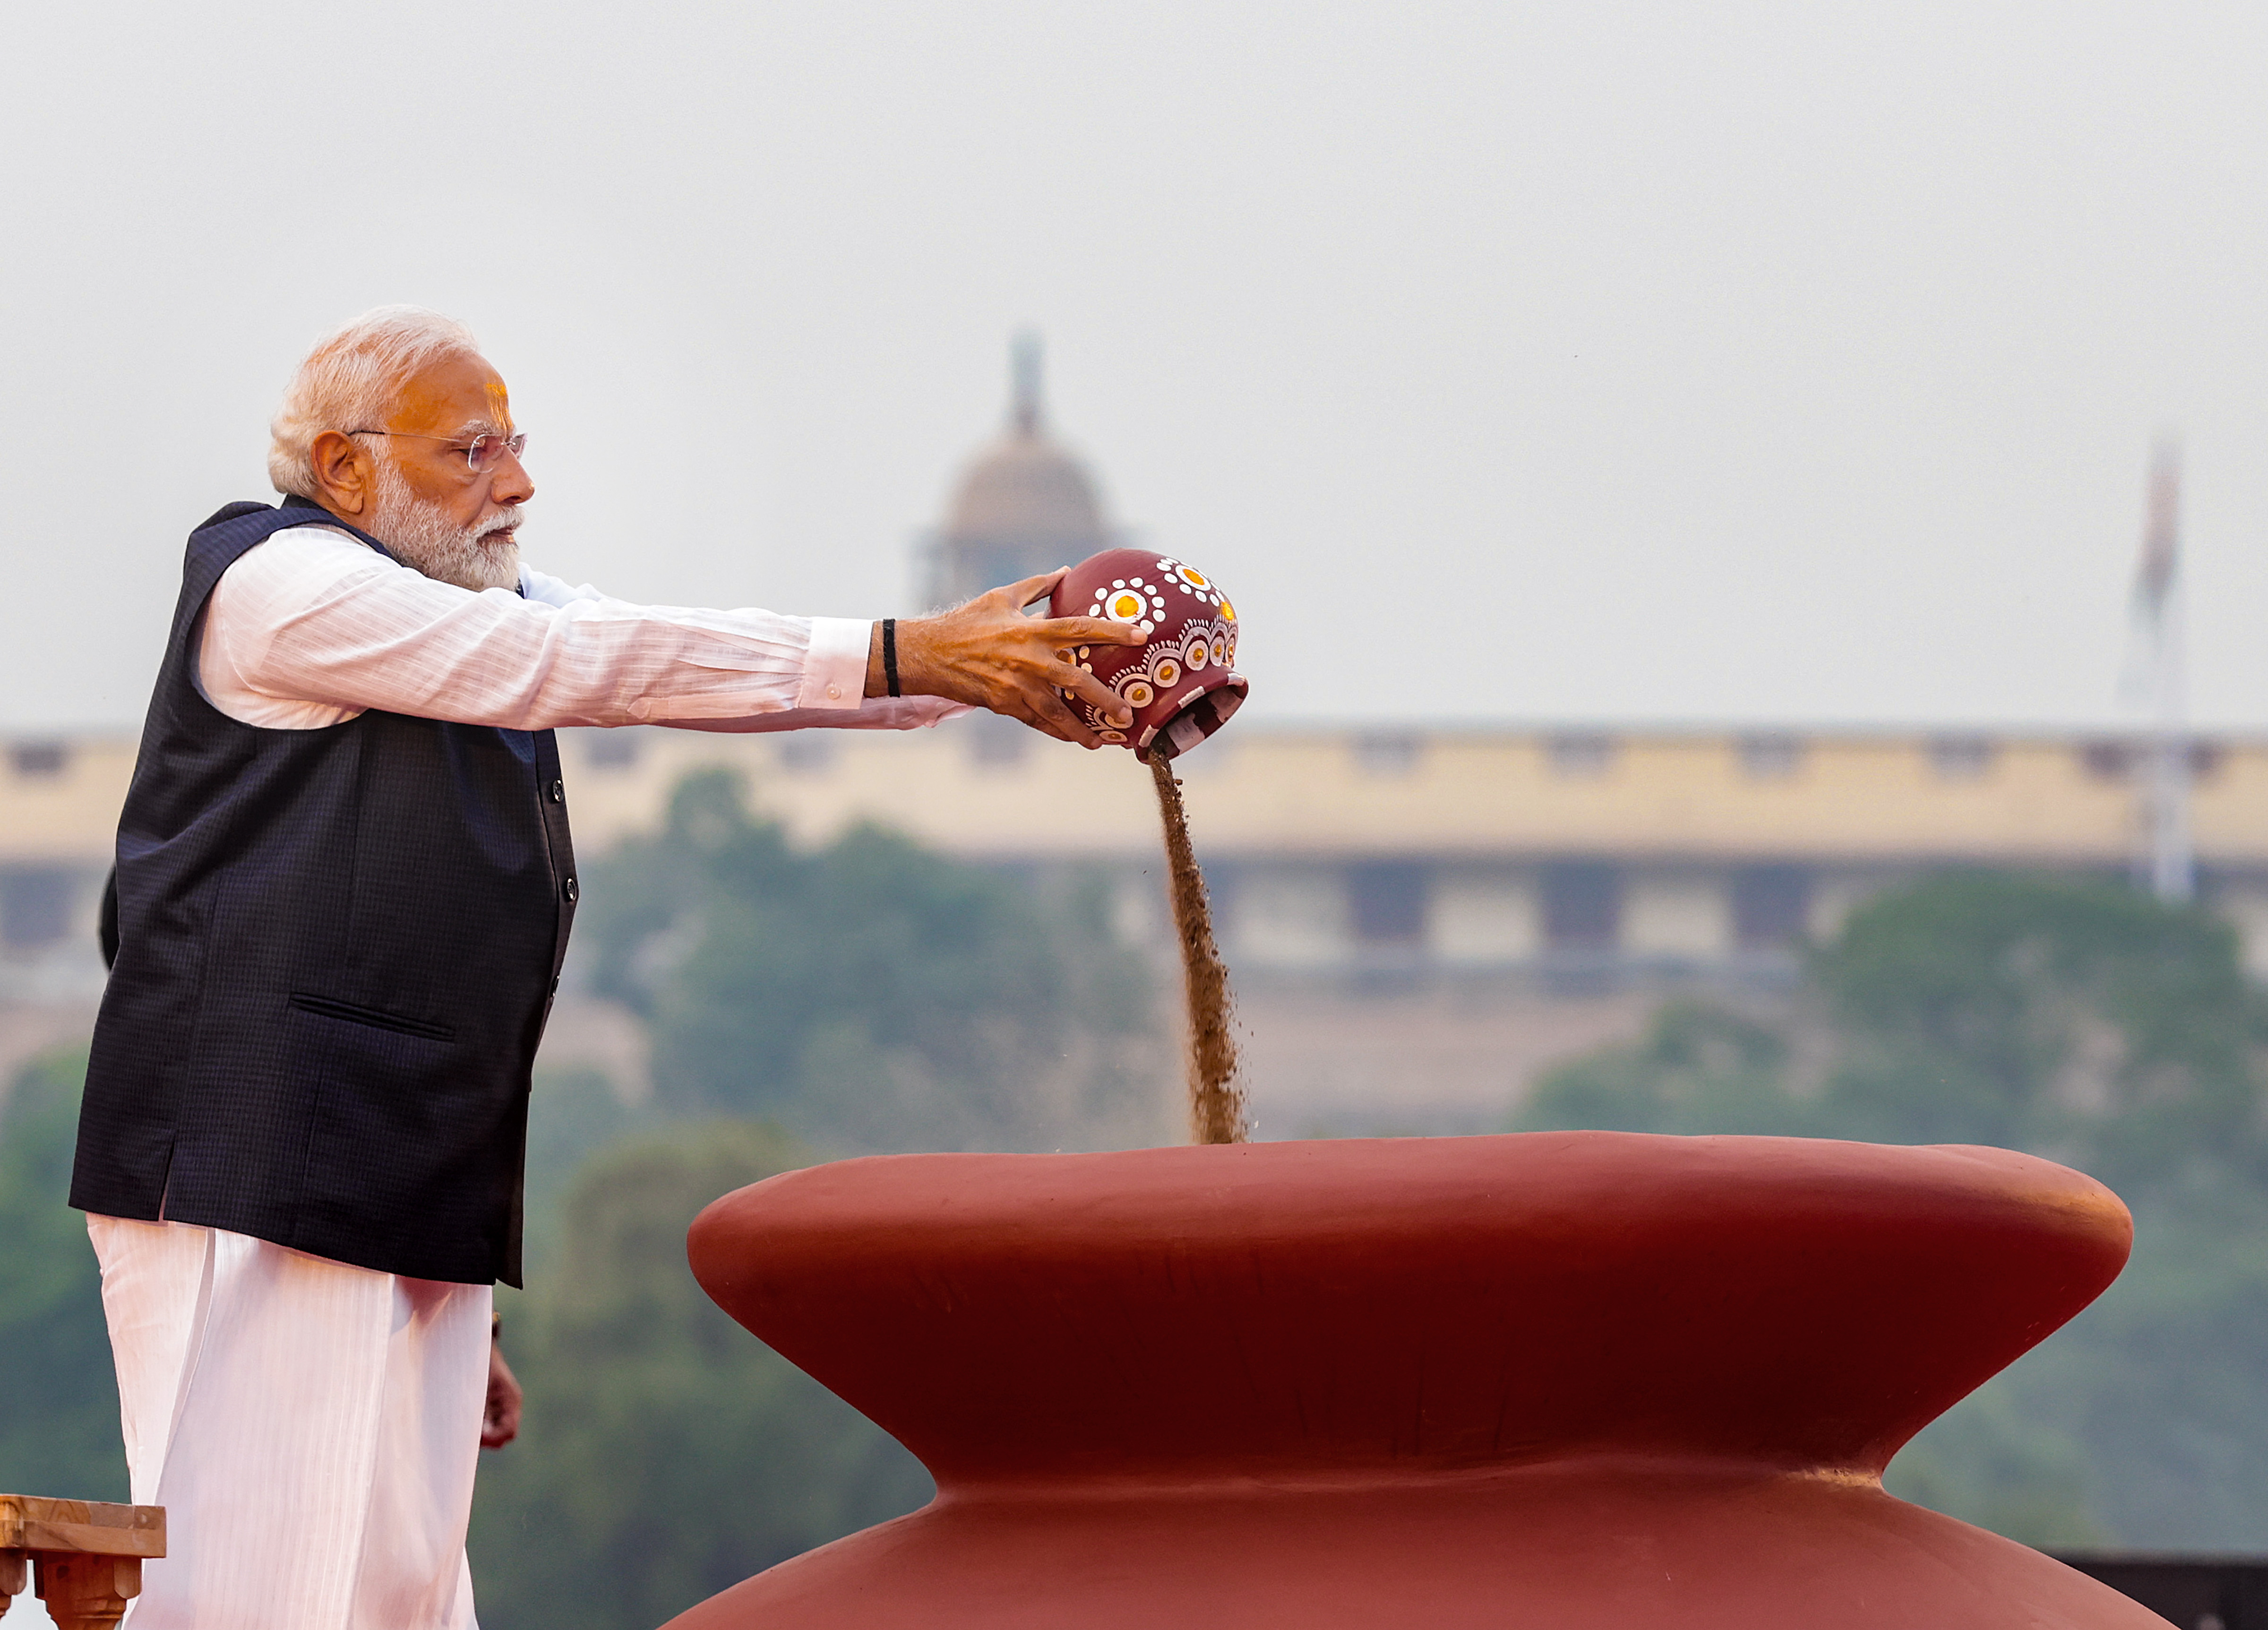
left=5, top=1, right=2267, bottom=732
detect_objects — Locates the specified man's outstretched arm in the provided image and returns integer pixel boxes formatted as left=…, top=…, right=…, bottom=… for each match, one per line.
left=203, top=529, right=1138, bottom=742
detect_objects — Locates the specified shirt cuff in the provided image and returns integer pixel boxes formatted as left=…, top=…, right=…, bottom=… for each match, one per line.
left=797, top=618, right=872, bottom=710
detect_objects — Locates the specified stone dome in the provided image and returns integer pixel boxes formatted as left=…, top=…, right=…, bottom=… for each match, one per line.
left=940, top=334, right=1108, bottom=547
left=922, top=335, right=1117, bottom=610
left=943, top=428, right=1108, bottom=546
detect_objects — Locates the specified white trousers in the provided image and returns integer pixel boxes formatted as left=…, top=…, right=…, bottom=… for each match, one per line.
left=87, top=1216, right=490, bottom=1630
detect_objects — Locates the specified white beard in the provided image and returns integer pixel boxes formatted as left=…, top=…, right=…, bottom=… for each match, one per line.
left=368, top=459, right=523, bottom=592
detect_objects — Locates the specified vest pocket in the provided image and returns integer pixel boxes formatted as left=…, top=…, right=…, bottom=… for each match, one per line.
left=285, top=997, right=505, bottom=1278
left=288, top=992, right=456, bottom=1042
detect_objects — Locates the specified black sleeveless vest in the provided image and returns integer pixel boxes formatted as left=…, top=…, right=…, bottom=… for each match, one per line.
left=72, top=497, right=576, bottom=1286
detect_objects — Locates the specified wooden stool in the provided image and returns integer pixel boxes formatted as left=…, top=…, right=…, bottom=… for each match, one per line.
left=0, top=1496, right=165, bottom=1630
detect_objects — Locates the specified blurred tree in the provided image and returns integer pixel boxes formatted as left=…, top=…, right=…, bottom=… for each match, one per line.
left=1518, top=1000, right=1810, bottom=1138
left=1878, top=1369, right=2108, bottom=1548
left=1525, top=873, right=2266, bottom=1189
left=1513, top=870, right=2268, bottom=1549
left=1809, top=872, right=2264, bottom=1192
left=468, top=1120, right=929, bottom=1630
left=519, top=1063, right=651, bottom=1279
left=0, top=1046, right=125, bottom=1501
left=2040, top=1191, right=2268, bottom=1547
left=583, top=768, right=1164, bottom=1153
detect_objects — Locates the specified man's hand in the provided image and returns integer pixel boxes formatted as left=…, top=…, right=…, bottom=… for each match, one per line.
left=482, top=1339, right=522, bottom=1450
left=872, top=569, right=1146, bottom=747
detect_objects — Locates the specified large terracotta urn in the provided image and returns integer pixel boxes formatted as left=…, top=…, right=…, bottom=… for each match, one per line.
left=662, top=1134, right=2165, bottom=1629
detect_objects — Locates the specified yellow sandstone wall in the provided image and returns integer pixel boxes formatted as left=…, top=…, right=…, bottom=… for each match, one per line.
left=6, top=727, right=2266, bottom=869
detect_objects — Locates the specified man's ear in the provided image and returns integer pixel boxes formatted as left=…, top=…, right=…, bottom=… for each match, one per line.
left=310, top=429, right=377, bottom=518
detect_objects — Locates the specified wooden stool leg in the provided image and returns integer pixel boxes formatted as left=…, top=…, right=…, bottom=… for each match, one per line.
left=0, top=1548, right=27, bottom=1619
left=34, top=1554, right=142, bottom=1630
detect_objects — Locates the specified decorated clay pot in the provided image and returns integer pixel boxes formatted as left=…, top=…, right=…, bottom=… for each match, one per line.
left=662, top=1134, right=2161, bottom=1630
left=1048, top=547, right=1246, bottom=760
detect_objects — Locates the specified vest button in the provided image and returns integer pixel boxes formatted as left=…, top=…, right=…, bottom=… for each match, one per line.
left=549, top=780, right=564, bottom=804
left=563, top=876, right=578, bottom=904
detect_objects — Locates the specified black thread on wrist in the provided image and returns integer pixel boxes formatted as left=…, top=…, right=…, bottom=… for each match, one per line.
left=882, top=618, right=902, bottom=698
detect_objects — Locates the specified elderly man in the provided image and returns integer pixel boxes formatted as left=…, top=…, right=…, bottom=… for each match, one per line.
left=70, top=305, right=1139, bottom=1629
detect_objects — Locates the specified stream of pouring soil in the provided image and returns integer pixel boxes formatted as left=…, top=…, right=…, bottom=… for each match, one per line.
left=1151, top=752, right=1248, bottom=1144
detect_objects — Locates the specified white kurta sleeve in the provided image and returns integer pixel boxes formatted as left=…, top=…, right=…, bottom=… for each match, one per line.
left=198, top=527, right=968, bottom=732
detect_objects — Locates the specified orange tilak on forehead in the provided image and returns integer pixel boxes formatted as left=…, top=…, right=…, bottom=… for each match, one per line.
left=484, top=377, right=513, bottom=433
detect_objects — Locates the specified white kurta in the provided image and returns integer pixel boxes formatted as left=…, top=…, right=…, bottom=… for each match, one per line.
left=91, top=517, right=968, bottom=1628
left=194, top=523, right=965, bottom=734
left=92, top=1218, right=491, bottom=1630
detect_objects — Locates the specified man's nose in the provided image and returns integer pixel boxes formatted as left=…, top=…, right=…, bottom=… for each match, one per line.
left=490, top=447, right=534, bottom=506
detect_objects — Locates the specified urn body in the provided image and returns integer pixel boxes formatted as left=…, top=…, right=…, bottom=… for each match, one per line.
left=664, top=1134, right=2162, bottom=1629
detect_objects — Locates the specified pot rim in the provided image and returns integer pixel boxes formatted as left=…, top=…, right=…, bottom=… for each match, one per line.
left=688, top=1132, right=2131, bottom=1490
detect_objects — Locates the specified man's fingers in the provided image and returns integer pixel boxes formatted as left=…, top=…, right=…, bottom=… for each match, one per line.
left=994, top=688, right=1080, bottom=745
left=1002, top=567, right=1070, bottom=610
left=1029, top=686, right=1093, bottom=744
left=1057, top=664, right=1133, bottom=723
left=1036, top=614, right=1147, bottom=647
left=1033, top=691, right=1101, bottom=747
left=1025, top=680, right=1102, bottom=748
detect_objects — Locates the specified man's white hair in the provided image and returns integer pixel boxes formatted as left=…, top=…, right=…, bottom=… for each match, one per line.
left=267, top=305, right=482, bottom=498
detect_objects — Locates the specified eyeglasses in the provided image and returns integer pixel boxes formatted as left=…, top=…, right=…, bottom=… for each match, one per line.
left=347, top=428, right=528, bottom=475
